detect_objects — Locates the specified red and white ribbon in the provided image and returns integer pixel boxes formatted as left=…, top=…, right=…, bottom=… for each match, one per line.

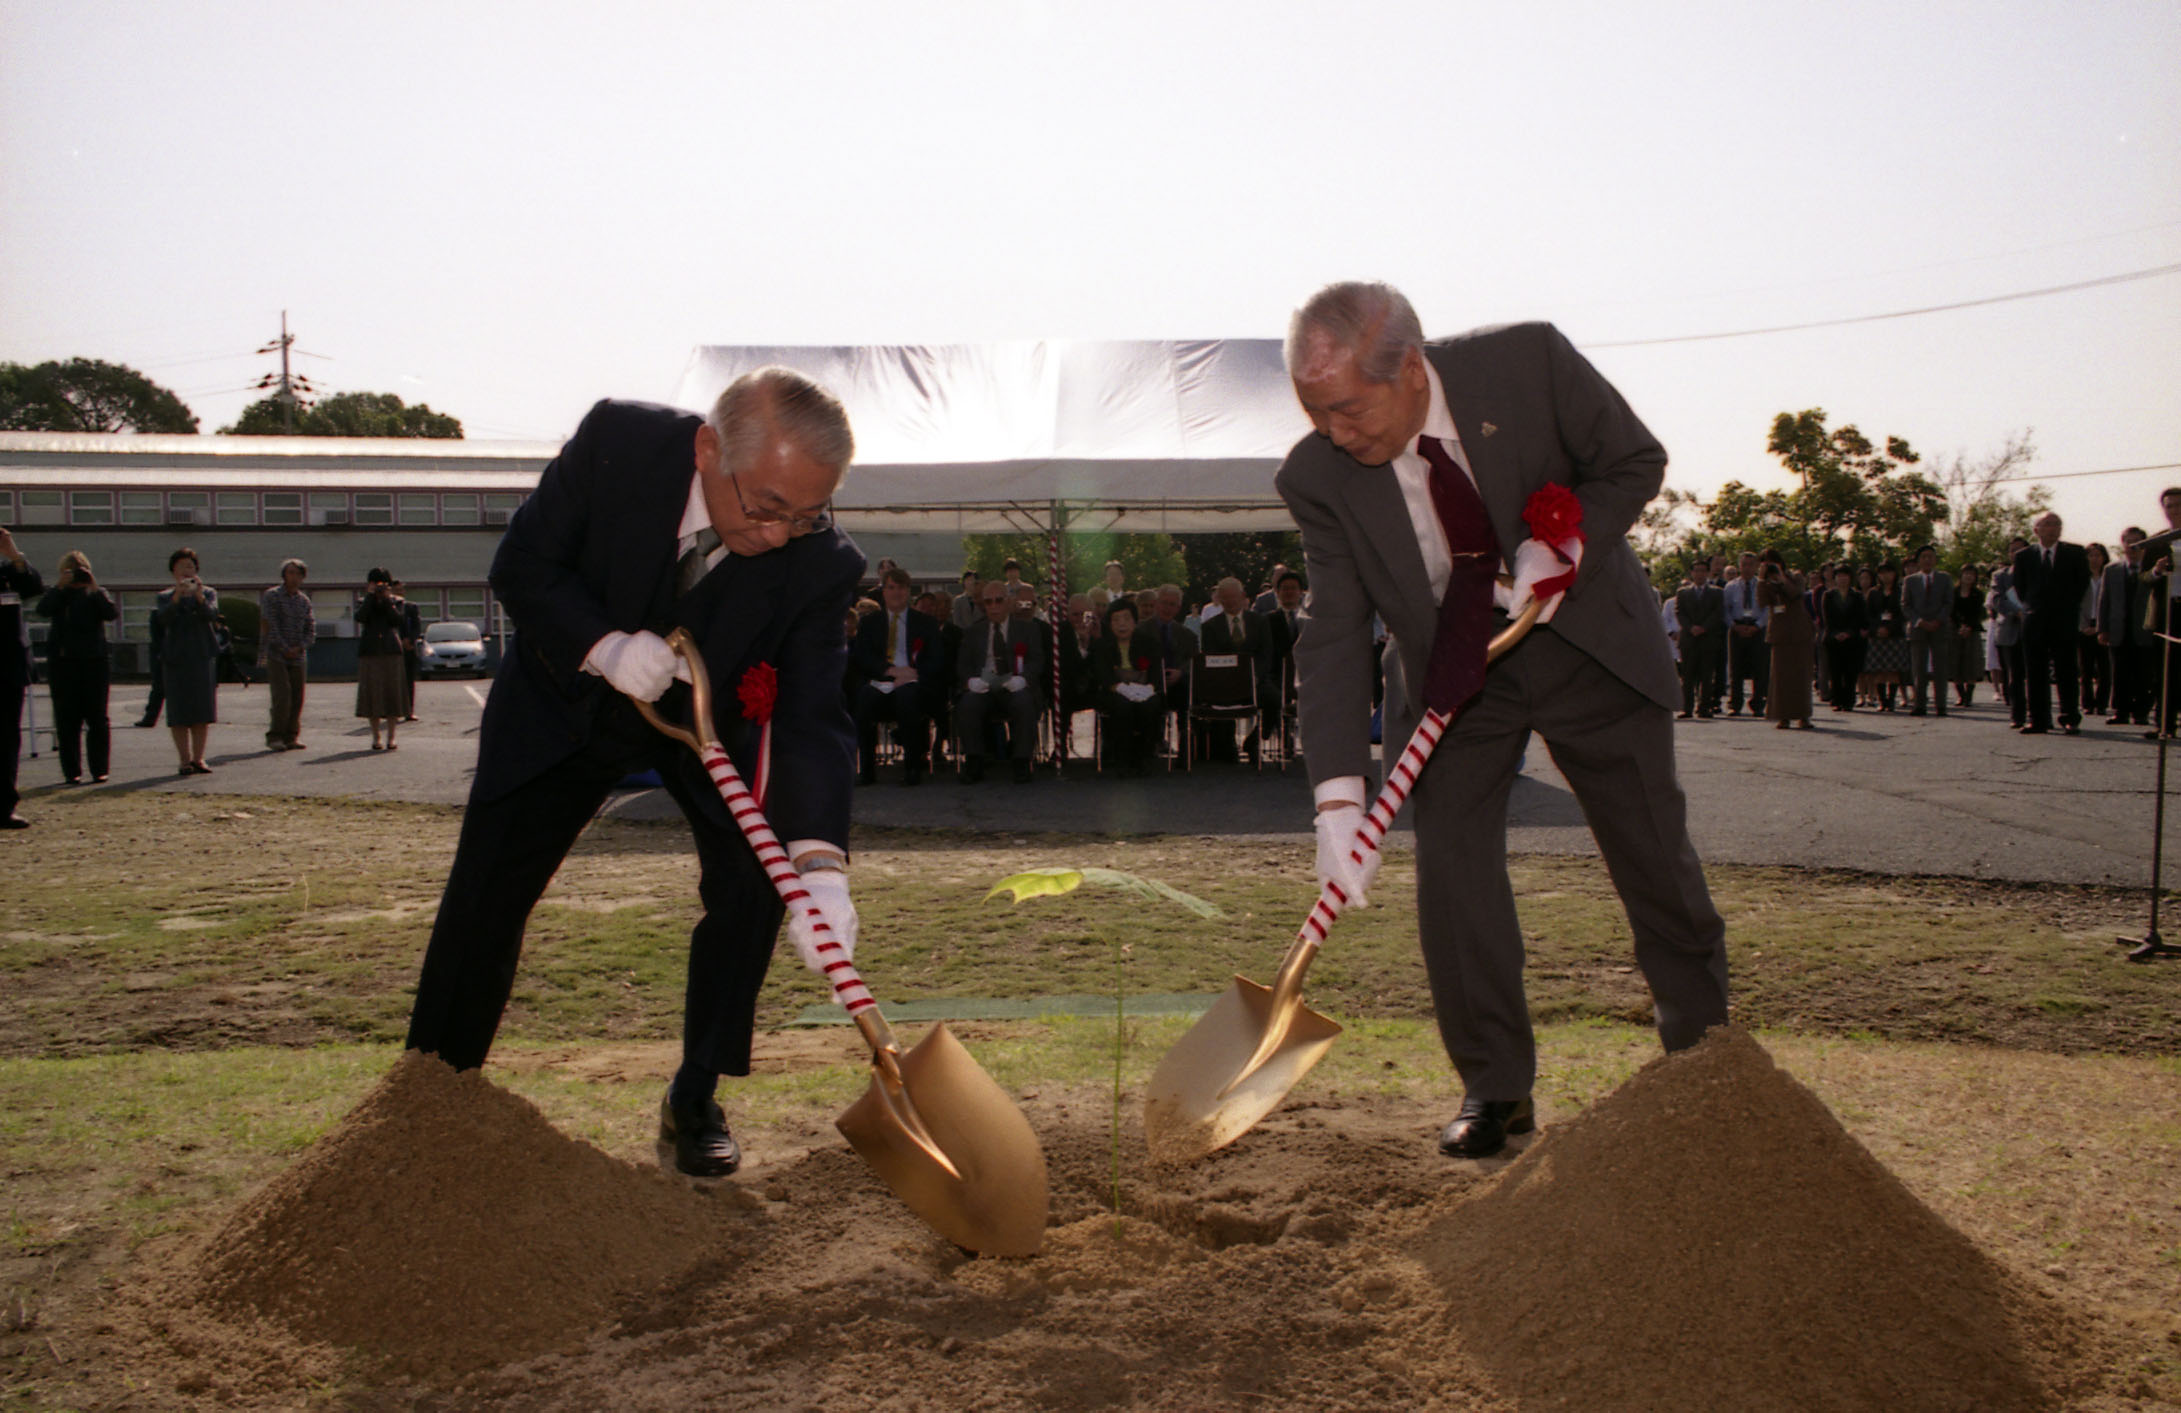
left=1298, top=706, right=1451, bottom=944
left=698, top=739, right=873, bottom=1017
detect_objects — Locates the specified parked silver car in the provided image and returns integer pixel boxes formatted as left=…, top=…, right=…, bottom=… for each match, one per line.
left=418, top=620, right=489, bottom=678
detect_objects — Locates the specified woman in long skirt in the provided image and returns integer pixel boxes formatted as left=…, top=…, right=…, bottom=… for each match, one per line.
left=152, top=547, right=220, bottom=774
left=1757, top=552, right=1814, bottom=728
left=1951, top=565, right=1985, bottom=707
left=1862, top=562, right=1910, bottom=711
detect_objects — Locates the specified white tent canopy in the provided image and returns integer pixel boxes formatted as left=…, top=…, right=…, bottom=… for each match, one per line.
left=673, top=340, right=1309, bottom=533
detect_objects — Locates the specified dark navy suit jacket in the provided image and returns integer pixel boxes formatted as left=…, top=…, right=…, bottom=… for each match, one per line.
left=477, top=399, right=864, bottom=847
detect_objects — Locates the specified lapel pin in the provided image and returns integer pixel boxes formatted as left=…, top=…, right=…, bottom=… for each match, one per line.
left=1480, top=422, right=1499, bottom=438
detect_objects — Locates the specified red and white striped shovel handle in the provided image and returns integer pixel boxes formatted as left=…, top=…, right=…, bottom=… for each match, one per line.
left=1290, top=593, right=1544, bottom=964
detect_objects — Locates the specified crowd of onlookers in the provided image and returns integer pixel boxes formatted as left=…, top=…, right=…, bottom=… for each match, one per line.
left=1660, top=499, right=2181, bottom=739
left=0, top=534, right=435, bottom=829
left=842, top=556, right=1308, bottom=783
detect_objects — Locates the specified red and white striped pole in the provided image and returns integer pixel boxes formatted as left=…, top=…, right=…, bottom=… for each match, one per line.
left=1047, top=504, right=1067, bottom=766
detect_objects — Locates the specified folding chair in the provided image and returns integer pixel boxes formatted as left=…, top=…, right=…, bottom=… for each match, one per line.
left=1187, top=651, right=1263, bottom=771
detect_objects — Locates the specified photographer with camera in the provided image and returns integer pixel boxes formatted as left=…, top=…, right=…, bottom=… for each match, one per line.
left=354, top=567, right=407, bottom=751
left=152, top=547, right=221, bottom=775
left=1, top=526, right=41, bottom=828
left=1754, top=550, right=1814, bottom=728
left=35, top=551, right=118, bottom=784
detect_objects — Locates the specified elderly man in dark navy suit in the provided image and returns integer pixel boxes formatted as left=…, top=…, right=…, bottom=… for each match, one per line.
left=849, top=565, right=944, bottom=784
left=404, top=367, right=865, bottom=1178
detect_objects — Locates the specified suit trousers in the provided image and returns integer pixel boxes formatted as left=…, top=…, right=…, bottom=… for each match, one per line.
left=1407, top=630, right=1729, bottom=1101
left=2021, top=622, right=2079, bottom=730
left=2076, top=634, right=2107, bottom=716
left=854, top=681, right=930, bottom=772
left=1907, top=625, right=1950, bottom=710
left=404, top=723, right=784, bottom=1076
left=264, top=658, right=306, bottom=745
left=1678, top=632, right=1721, bottom=715
left=1, top=680, right=22, bottom=815
left=47, top=657, right=110, bottom=780
left=1726, top=629, right=1768, bottom=713
left=955, top=684, right=1040, bottom=760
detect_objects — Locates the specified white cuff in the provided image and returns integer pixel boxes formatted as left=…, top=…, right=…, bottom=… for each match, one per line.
left=1313, top=775, right=1366, bottom=812
left=787, top=839, right=848, bottom=870
left=579, top=631, right=623, bottom=675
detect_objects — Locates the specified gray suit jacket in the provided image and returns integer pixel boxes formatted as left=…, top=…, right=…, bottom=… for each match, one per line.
left=2098, top=561, right=2152, bottom=646
left=1900, top=570, right=1953, bottom=626
left=1275, top=322, right=1679, bottom=790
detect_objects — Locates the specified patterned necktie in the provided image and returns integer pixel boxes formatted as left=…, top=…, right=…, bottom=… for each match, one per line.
left=888, top=611, right=902, bottom=665
left=676, top=527, right=721, bottom=597
left=1416, top=435, right=1503, bottom=712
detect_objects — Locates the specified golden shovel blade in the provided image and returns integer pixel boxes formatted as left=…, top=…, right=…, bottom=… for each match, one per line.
left=835, top=1021, right=1049, bottom=1258
left=1141, top=974, right=1344, bottom=1165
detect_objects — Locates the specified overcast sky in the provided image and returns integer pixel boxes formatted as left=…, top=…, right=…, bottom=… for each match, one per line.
left=4, top=1, right=2176, bottom=544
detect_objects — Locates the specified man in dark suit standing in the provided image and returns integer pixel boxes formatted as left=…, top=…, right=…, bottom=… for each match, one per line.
left=1196, top=575, right=1275, bottom=762
left=2099, top=527, right=2155, bottom=725
left=2013, top=512, right=2093, bottom=735
left=1266, top=568, right=1307, bottom=753
left=1277, top=281, right=1726, bottom=1160
left=954, top=580, right=1045, bottom=783
left=1673, top=558, right=1725, bottom=719
left=403, top=367, right=865, bottom=1178
left=0, top=526, right=42, bottom=829
left=849, top=566, right=942, bottom=785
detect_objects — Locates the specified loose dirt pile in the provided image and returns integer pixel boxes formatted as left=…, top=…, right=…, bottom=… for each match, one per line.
left=1421, top=1027, right=2101, bottom=1411
left=129, top=1032, right=2117, bottom=1410
left=180, top=1052, right=726, bottom=1381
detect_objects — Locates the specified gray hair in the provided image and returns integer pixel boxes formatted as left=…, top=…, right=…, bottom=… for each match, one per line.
left=1285, top=281, right=1424, bottom=384
left=708, top=366, right=855, bottom=481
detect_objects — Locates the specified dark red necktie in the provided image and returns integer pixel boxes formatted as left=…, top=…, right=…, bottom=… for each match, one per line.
left=1417, top=435, right=1502, bottom=713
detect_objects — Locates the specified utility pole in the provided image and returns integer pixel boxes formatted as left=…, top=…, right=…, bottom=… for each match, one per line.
left=251, top=311, right=319, bottom=432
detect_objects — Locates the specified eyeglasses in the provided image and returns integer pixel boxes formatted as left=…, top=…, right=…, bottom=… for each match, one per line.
left=728, top=468, right=832, bottom=536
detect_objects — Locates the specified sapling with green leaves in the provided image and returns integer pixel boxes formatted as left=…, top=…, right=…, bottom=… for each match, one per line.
left=984, top=867, right=1219, bottom=1227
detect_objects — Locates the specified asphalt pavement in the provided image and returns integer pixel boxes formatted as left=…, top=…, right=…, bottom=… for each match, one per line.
left=15, top=678, right=2170, bottom=890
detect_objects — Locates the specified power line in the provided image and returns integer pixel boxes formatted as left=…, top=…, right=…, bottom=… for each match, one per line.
left=1982, top=462, right=2181, bottom=486
left=1589, top=262, right=2181, bottom=348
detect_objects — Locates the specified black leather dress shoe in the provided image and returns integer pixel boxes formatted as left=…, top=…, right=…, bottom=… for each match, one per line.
left=1012, top=759, right=1036, bottom=784
left=961, top=756, right=986, bottom=785
left=659, top=1096, right=741, bottom=1177
left=1, top=813, right=29, bottom=830
left=1438, top=1096, right=1536, bottom=1159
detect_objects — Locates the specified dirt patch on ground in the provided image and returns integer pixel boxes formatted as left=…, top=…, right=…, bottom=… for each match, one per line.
left=78, top=1032, right=2143, bottom=1410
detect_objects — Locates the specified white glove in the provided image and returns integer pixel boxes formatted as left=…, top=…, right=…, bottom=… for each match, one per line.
left=1002, top=674, right=1028, bottom=693
left=786, top=868, right=858, bottom=973
left=1493, top=537, right=1584, bottom=625
left=1314, top=807, right=1381, bottom=909
left=965, top=676, right=990, bottom=694
left=584, top=629, right=689, bottom=702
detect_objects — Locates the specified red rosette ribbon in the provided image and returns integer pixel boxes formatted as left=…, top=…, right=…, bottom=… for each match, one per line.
left=736, top=661, right=778, bottom=724
left=1522, top=483, right=1585, bottom=548
left=736, top=662, right=778, bottom=807
left=1013, top=641, right=1028, bottom=670
left=1522, top=484, right=1585, bottom=601
left=1134, top=655, right=1149, bottom=672
left=910, top=637, right=924, bottom=658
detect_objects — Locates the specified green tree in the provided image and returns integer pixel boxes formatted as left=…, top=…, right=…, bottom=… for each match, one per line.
left=223, top=390, right=463, bottom=438
left=1169, top=530, right=1305, bottom=607
left=959, top=529, right=1187, bottom=598
left=1765, top=408, right=1945, bottom=564
left=1930, top=430, right=2048, bottom=572
left=0, top=358, right=200, bottom=432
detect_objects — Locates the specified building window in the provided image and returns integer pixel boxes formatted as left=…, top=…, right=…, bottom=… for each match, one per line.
left=262, top=491, right=303, bottom=526
left=440, top=493, right=480, bottom=526
left=444, top=588, right=487, bottom=628
left=353, top=493, right=393, bottom=526
left=398, top=493, right=437, bottom=527
left=483, top=493, right=523, bottom=526
left=405, top=587, right=445, bottom=621
left=216, top=492, right=258, bottom=526
left=490, top=598, right=513, bottom=638
left=120, top=491, right=163, bottom=525
left=0, top=490, right=13, bottom=523
left=308, top=492, right=350, bottom=526
left=166, top=491, right=211, bottom=526
left=20, top=490, right=64, bottom=525
left=69, top=490, right=114, bottom=525
left=117, top=591, right=155, bottom=643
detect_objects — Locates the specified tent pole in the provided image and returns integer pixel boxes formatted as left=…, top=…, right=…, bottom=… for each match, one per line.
left=1048, top=501, right=1068, bottom=770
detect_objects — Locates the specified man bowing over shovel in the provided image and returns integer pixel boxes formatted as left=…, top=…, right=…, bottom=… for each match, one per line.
left=404, top=367, right=865, bottom=1178
left=1277, top=282, right=1729, bottom=1158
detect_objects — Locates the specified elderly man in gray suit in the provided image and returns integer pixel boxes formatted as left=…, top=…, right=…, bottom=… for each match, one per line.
left=1276, top=281, right=1729, bottom=1160
left=1901, top=544, right=1955, bottom=717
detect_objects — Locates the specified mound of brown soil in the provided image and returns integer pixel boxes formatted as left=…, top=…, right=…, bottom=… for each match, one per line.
left=184, top=1051, right=726, bottom=1379
left=1419, top=1027, right=2098, bottom=1412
